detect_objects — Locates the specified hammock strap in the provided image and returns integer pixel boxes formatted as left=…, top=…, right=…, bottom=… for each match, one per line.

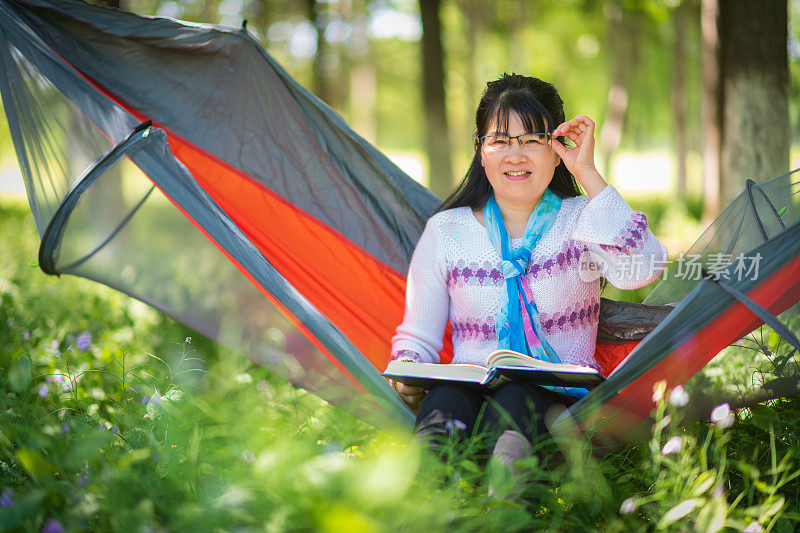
left=703, top=269, right=800, bottom=354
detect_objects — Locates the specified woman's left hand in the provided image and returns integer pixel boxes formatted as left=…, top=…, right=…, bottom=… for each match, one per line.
left=550, top=116, right=607, bottom=198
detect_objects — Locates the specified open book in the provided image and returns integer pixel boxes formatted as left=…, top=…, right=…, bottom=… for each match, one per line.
left=382, top=349, right=605, bottom=390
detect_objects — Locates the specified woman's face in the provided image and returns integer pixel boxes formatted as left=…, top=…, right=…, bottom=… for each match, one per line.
left=480, top=111, right=560, bottom=208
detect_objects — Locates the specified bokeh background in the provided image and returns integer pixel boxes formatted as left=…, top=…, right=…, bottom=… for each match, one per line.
left=2, top=0, right=800, bottom=260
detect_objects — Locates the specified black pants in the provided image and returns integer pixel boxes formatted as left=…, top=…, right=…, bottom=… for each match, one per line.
left=415, top=381, right=576, bottom=448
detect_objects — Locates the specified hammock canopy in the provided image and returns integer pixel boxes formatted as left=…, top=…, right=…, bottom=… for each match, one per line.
left=2, top=0, right=799, bottom=436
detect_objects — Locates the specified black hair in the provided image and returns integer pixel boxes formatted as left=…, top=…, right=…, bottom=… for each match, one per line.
left=435, top=73, right=582, bottom=213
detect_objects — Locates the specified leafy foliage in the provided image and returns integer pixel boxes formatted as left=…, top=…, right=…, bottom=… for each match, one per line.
left=1, top=198, right=800, bottom=531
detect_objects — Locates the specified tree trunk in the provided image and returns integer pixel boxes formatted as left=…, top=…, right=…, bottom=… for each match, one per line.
left=508, top=0, right=528, bottom=73
left=682, top=376, right=800, bottom=426
left=718, top=0, right=789, bottom=206
left=672, top=2, right=688, bottom=199
left=463, top=0, right=482, bottom=140
left=347, top=3, right=375, bottom=142
left=700, top=0, right=721, bottom=222
left=419, top=0, right=453, bottom=197
left=306, top=0, right=335, bottom=106
left=349, top=60, right=377, bottom=143
left=599, top=4, right=641, bottom=178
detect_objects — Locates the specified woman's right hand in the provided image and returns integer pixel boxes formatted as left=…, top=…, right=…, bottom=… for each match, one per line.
left=392, top=381, right=426, bottom=410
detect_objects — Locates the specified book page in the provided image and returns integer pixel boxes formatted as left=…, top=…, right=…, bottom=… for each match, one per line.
left=487, top=349, right=598, bottom=372
left=383, top=360, right=489, bottom=384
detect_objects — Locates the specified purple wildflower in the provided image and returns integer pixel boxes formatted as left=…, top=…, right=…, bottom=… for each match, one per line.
left=76, top=331, right=92, bottom=351
left=50, top=372, right=63, bottom=385
left=444, top=419, right=467, bottom=432
left=76, top=473, right=89, bottom=488
left=38, top=384, right=49, bottom=398
left=62, top=380, right=73, bottom=392
left=41, top=518, right=64, bottom=533
left=61, top=422, right=70, bottom=434
left=0, top=488, right=14, bottom=507
left=112, top=425, right=119, bottom=435
left=22, top=330, right=30, bottom=341
left=141, top=395, right=149, bottom=405
left=51, top=340, right=61, bottom=356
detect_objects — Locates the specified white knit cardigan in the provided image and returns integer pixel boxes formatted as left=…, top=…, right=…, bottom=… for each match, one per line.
left=390, top=184, right=668, bottom=371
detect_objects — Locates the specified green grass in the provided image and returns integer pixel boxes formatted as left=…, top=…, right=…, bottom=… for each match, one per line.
left=1, top=197, right=799, bottom=532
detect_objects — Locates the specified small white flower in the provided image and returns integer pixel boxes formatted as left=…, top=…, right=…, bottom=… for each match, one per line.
left=743, top=521, right=763, bottom=533
left=669, top=385, right=689, bottom=407
left=663, top=498, right=698, bottom=522
left=163, top=388, right=182, bottom=401
left=652, top=380, right=666, bottom=402
left=710, top=403, right=734, bottom=429
left=661, top=435, right=682, bottom=455
left=619, top=497, right=637, bottom=514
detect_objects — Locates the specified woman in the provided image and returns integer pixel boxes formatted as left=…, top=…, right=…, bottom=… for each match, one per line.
left=389, top=74, right=667, bottom=463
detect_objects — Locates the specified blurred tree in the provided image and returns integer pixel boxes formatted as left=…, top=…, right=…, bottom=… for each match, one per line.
left=701, top=0, right=720, bottom=220
left=507, top=0, right=529, bottom=73
left=347, top=3, right=377, bottom=143
left=672, top=0, right=689, bottom=198
left=703, top=0, right=789, bottom=218
left=307, top=0, right=334, bottom=105
left=719, top=0, right=789, bottom=206
left=460, top=0, right=488, bottom=136
left=598, top=1, right=642, bottom=176
left=420, top=0, right=453, bottom=197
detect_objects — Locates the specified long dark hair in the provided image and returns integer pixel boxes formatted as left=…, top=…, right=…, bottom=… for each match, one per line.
left=435, top=73, right=582, bottom=213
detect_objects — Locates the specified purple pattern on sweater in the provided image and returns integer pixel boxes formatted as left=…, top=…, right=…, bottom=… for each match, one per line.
left=391, top=349, right=425, bottom=362
left=526, top=241, right=585, bottom=279
left=452, top=318, right=496, bottom=341
left=539, top=300, right=600, bottom=335
left=598, top=212, right=649, bottom=255
left=448, top=260, right=504, bottom=288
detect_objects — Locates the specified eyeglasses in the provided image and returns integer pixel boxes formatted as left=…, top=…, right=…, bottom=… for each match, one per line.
left=479, top=133, right=575, bottom=152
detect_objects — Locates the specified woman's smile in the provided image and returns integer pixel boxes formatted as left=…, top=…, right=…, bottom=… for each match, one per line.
left=503, top=170, right=532, bottom=180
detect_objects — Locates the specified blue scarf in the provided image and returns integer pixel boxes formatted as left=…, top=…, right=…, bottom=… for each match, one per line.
left=483, top=190, right=590, bottom=398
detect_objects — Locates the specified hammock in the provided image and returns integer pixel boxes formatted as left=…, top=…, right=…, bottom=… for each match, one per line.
left=2, top=0, right=799, bottom=435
